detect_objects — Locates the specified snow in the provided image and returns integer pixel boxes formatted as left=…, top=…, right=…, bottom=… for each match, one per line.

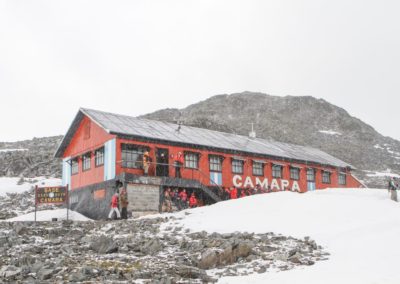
left=318, top=130, right=342, bottom=135
left=365, top=171, right=400, bottom=178
left=374, top=144, right=384, bottom=149
left=5, top=209, right=92, bottom=222
left=167, top=188, right=400, bottom=284
left=0, top=148, right=28, bottom=153
left=0, top=177, right=62, bottom=197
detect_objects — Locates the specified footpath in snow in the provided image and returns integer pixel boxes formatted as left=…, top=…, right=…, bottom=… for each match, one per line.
left=167, top=188, right=400, bottom=284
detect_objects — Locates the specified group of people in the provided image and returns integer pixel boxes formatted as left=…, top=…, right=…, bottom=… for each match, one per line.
left=108, top=184, right=129, bottom=220
left=388, top=177, right=399, bottom=202
left=216, top=184, right=295, bottom=201
left=141, top=149, right=185, bottom=178
left=161, top=187, right=202, bottom=212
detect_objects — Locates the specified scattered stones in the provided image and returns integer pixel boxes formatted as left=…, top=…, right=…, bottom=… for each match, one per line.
left=0, top=217, right=328, bottom=283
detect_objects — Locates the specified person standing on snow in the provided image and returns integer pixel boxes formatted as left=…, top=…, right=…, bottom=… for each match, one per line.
left=230, top=187, right=238, bottom=199
left=108, top=193, right=121, bottom=220
left=388, top=177, right=398, bottom=202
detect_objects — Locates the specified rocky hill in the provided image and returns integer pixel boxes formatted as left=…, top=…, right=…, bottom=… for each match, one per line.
left=1, top=92, right=399, bottom=187
left=0, top=136, right=63, bottom=178
left=142, top=92, right=400, bottom=187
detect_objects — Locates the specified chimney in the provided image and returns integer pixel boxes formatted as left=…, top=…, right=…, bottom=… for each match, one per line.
left=249, top=123, right=256, bottom=138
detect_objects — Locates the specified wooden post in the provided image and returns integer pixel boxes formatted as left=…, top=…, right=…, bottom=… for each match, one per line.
left=34, top=185, right=38, bottom=223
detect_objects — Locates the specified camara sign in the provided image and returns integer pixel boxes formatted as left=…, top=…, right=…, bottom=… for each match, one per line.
left=34, top=186, right=69, bottom=222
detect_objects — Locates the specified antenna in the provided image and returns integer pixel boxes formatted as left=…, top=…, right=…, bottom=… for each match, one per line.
left=173, top=112, right=184, bottom=133
left=248, top=122, right=256, bottom=138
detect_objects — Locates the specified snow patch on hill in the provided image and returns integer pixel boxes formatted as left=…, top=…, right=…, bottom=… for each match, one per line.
left=0, top=177, right=61, bottom=197
left=318, top=130, right=342, bottom=135
left=0, top=148, right=28, bottom=153
left=163, top=188, right=400, bottom=284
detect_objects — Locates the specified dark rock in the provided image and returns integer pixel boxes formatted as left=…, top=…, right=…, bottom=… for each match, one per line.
left=89, top=235, right=118, bottom=254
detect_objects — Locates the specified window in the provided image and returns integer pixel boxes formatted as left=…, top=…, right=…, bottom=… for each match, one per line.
left=232, top=159, right=244, bottom=174
left=272, top=164, right=283, bottom=178
left=82, top=153, right=91, bottom=171
left=209, top=155, right=222, bottom=172
left=71, top=158, right=79, bottom=175
left=290, top=167, right=300, bottom=180
left=339, top=173, right=346, bottom=185
left=307, top=168, right=315, bottom=182
left=322, top=171, right=331, bottom=184
left=95, top=147, right=104, bottom=167
left=252, top=161, right=264, bottom=176
left=121, top=144, right=146, bottom=169
left=185, top=152, right=199, bottom=169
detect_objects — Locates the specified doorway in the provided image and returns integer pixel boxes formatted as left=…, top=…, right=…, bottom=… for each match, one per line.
left=156, top=148, right=169, bottom=177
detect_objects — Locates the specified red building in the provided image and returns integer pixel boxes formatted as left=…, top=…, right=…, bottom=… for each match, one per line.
left=55, top=108, right=363, bottom=219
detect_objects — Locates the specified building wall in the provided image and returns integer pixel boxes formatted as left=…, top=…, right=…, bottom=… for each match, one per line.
left=64, top=116, right=116, bottom=189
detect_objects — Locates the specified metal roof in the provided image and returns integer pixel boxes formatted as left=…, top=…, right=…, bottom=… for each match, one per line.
left=55, top=108, right=353, bottom=169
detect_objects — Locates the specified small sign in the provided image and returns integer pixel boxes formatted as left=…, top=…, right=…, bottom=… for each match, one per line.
left=93, top=189, right=106, bottom=200
left=36, top=186, right=68, bottom=204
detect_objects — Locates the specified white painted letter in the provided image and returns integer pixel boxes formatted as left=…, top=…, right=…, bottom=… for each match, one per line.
left=244, top=176, right=254, bottom=188
left=292, top=181, right=300, bottom=192
left=233, top=175, right=243, bottom=187
left=271, top=179, right=280, bottom=190
left=281, top=179, right=290, bottom=190
left=255, top=177, right=269, bottom=189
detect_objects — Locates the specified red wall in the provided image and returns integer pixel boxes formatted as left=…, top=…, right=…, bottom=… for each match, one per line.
left=64, top=116, right=115, bottom=189
left=114, top=137, right=362, bottom=192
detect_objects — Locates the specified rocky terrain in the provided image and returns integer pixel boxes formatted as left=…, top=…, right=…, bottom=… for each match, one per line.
left=0, top=136, right=62, bottom=178
left=0, top=217, right=327, bottom=283
left=2, top=92, right=400, bottom=187
left=142, top=92, right=400, bottom=187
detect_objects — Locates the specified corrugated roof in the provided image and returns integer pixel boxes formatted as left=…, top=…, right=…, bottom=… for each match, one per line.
left=55, top=108, right=353, bottom=169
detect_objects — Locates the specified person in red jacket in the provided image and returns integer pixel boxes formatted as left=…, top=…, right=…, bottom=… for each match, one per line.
left=189, top=193, right=198, bottom=208
left=179, top=189, right=188, bottom=209
left=108, top=193, right=121, bottom=220
left=230, top=187, right=238, bottom=199
left=175, top=152, right=184, bottom=178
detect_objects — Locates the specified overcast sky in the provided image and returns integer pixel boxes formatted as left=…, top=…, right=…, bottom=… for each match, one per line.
left=0, top=0, right=399, bottom=142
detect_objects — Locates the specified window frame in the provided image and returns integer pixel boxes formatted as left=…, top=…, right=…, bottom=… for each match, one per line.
left=290, top=167, right=300, bottom=180
left=95, top=147, right=105, bottom=167
left=184, top=152, right=199, bottom=169
left=231, top=159, right=244, bottom=174
left=209, top=155, right=223, bottom=172
left=121, top=143, right=147, bottom=169
left=339, top=173, right=347, bottom=185
left=71, top=158, right=79, bottom=175
left=252, top=161, right=264, bottom=176
left=82, top=152, right=91, bottom=172
left=272, top=164, right=283, bottom=178
left=307, top=168, right=316, bottom=182
left=322, top=171, right=331, bottom=184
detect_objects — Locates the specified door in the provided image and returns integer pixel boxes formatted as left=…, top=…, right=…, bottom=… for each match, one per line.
left=156, top=148, right=169, bottom=177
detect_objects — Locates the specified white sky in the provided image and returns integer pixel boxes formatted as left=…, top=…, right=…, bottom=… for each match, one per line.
left=0, top=0, right=399, bottom=142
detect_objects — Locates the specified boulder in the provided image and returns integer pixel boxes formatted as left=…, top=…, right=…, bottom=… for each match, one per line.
left=89, top=236, right=118, bottom=254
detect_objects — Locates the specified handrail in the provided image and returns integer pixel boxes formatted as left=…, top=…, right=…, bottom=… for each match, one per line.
left=128, top=160, right=223, bottom=201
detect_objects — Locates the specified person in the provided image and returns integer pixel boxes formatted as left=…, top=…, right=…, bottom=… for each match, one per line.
left=388, top=177, right=398, bottom=202
left=175, top=152, right=184, bottom=178
left=179, top=189, right=188, bottom=209
left=119, top=188, right=128, bottom=219
left=143, top=151, right=151, bottom=176
left=230, top=187, right=238, bottom=199
left=240, top=189, right=247, bottom=198
left=162, top=188, right=172, bottom=212
left=189, top=193, right=198, bottom=208
left=108, top=193, right=121, bottom=220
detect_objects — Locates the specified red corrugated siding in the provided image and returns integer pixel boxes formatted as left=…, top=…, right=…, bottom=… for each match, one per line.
left=64, top=116, right=115, bottom=189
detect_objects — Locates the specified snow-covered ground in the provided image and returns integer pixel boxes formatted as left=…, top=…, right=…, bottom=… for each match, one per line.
left=6, top=208, right=91, bottom=222
left=167, top=188, right=400, bottom=284
left=0, top=177, right=61, bottom=197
